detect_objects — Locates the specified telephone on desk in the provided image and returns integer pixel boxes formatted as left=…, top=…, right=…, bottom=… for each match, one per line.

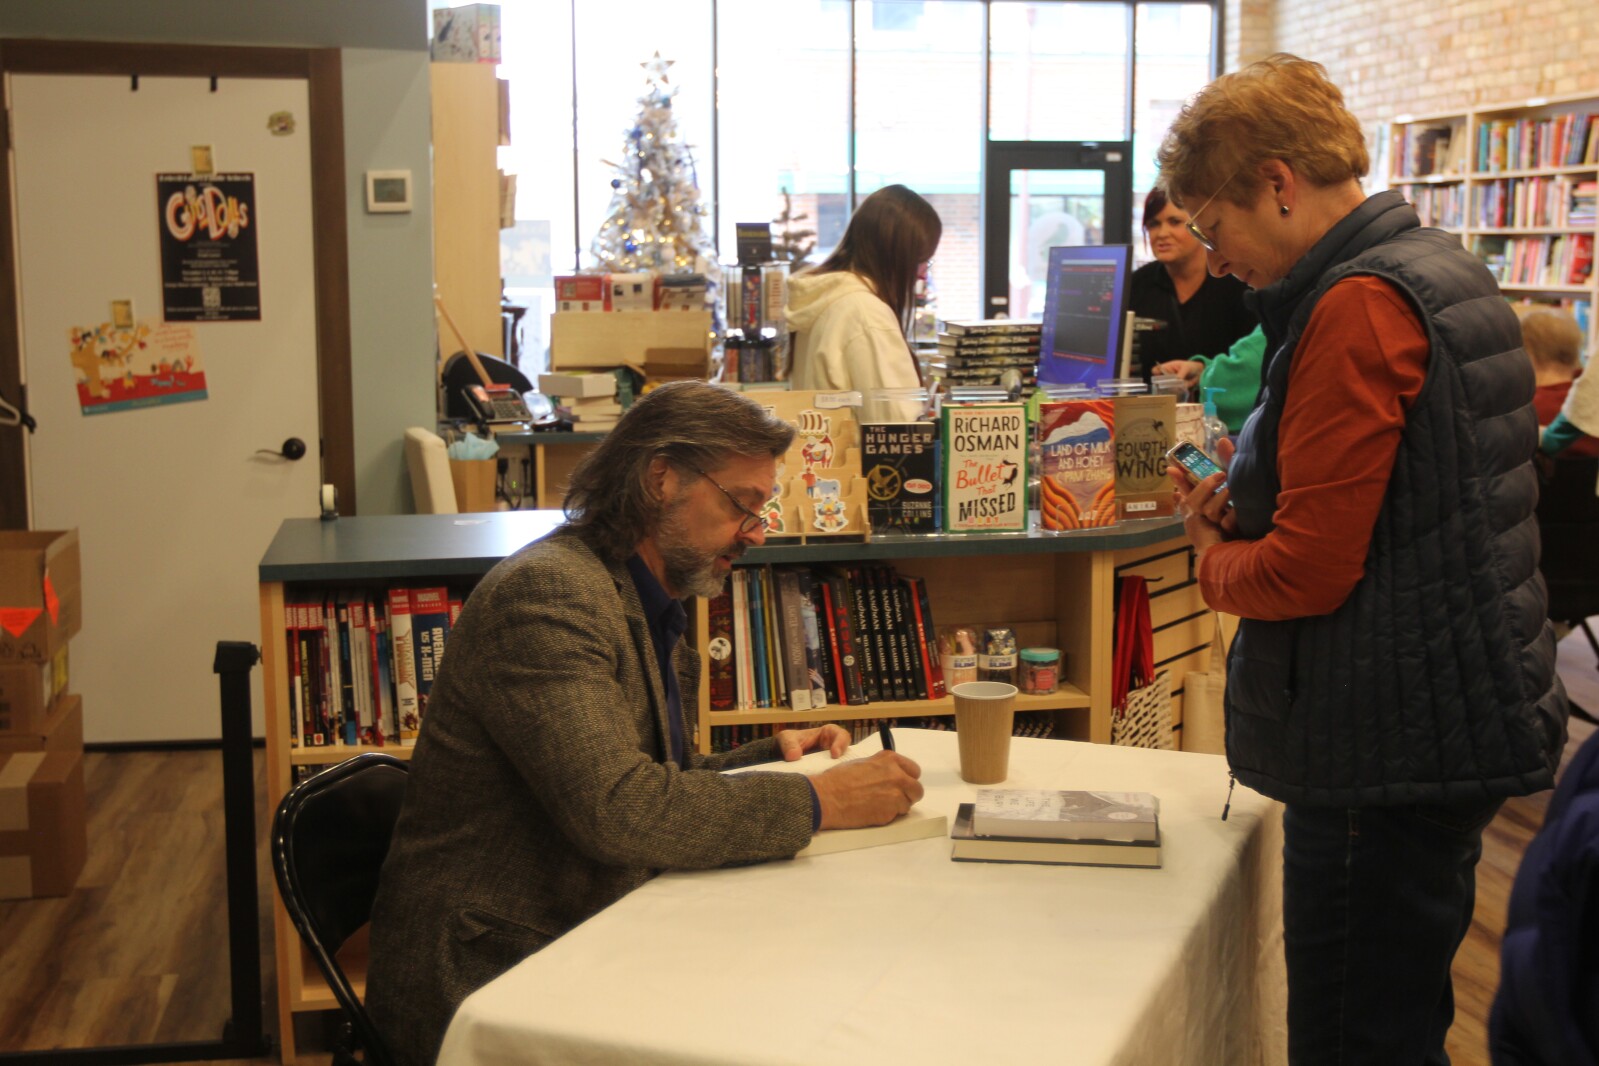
left=442, top=350, right=535, bottom=423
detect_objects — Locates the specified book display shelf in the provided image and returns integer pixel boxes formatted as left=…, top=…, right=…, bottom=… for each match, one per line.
left=1389, top=90, right=1599, bottom=353
left=256, top=511, right=1206, bottom=1062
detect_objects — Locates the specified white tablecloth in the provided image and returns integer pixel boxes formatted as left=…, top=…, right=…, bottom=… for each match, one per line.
left=438, top=729, right=1287, bottom=1066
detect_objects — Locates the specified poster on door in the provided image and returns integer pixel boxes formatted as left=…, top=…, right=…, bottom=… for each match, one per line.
left=68, top=319, right=206, bottom=415
left=156, top=172, right=261, bottom=322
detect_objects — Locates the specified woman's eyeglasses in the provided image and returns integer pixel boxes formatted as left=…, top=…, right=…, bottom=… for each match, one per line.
left=1184, top=169, right=1239, bottom=253
left=691, top=465, right=769, bottom=534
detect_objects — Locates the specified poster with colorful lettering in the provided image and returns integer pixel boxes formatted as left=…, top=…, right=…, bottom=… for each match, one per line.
left=1038, top=399, right=1116, bottom=529
left=156, top=173, right=261, bottom=322
left=940, top=403, right=1028, bottom=533
left=68, top=319, right=206, bottom=415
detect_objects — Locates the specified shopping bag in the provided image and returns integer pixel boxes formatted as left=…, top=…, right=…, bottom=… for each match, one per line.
left=1181, top=611, right=1238, bottom=755
left=1111, top=576, right=1174, bottom=749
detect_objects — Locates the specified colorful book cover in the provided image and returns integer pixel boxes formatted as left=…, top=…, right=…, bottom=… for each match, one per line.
left=410, top=587, right=451, bottom=727
left=861, top=422, right=938, bottom=533
left=748, top=568, right=771, bottom=708
left=1038, top=398, right=1117, bottom=530
left=386, top=587, right=420, bottom=743
left=822, top=574, right=867, bottom=706
left=1112, top=394, right=1177, bottom=520
left=941, top=403, right=1028, bottom=533
left=796, top=569, right=828, bottom=709
left=707, top=584, right=736, bottom=712
left=775, top=568, right=812, bottom=711
left=370, top=602, right=393, bottom=745
left=908, top=576, right=947, bottom=699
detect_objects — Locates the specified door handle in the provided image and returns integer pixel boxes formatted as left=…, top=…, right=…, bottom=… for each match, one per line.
left=256, top=437, right=308, bottom=461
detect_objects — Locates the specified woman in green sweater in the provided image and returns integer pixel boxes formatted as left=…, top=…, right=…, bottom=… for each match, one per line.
left=1157, top=325, right=1265, bottom=433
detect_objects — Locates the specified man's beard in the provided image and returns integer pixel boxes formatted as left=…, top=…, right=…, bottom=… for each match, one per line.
left=657, top=496, right=743, bottom=599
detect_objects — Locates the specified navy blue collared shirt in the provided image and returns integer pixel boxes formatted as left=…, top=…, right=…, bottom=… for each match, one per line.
left=624, top=554, right=822, bottom=830
left=625, top=554, right=688, bottom=768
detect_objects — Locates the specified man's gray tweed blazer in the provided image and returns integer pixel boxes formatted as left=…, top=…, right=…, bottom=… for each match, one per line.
left=365, top=528, right=815, bottom=1066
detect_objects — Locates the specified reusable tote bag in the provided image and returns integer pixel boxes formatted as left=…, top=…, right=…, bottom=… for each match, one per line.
left=1181, top=611, right=1239, bottom=755
left=1111, top=575, right=1173, bottom=749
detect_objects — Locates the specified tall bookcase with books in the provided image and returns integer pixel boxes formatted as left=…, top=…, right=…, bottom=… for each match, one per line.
left=256, top=511, right=1206, bottom=1062
left=1389, top=91, right=1599, bottom=356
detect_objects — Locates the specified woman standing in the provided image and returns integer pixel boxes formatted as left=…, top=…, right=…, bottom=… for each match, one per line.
left=1159, top=55, right=1566, bottom=1063
left=786, top=185, right=941, bottom=422
left=1130, top=187, right=1256, bottom=382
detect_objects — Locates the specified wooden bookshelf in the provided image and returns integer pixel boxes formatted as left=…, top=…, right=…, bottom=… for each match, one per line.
left=257, top=511, right=1205, bottom=1061
left=1389, top=90, right=1599, bottom=355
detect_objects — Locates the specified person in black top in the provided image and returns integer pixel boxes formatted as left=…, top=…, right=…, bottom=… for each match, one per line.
left=1129, top=187, right=1257, bottom=383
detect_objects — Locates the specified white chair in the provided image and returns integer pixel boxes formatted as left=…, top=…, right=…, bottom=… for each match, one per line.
left=404, top=427, right=457, bottom=514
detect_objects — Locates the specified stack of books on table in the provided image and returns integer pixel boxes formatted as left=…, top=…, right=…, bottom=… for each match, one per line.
left=539, top=371, right=623, bottom=432
left=950, top=788, right=1161, bottom=868
left=936, top=320, right=1043, bottom=392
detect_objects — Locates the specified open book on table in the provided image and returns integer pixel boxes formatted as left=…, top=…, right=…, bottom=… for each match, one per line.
left=723, top=733, right=948, bottom=858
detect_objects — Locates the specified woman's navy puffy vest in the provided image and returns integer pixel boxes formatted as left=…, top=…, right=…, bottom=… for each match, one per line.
left=1223, top=190, right=1567, bottom=807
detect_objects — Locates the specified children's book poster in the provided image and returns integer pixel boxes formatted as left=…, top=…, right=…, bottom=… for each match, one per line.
left=156, top=172, right=261, bottom=322
left=69, top=320, right=206, bottom=415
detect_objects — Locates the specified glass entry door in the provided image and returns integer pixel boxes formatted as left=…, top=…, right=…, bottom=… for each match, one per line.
left=983, top=141, right=1132, bottom=320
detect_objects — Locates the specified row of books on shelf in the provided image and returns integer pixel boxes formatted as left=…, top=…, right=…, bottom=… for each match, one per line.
left=283, top=588, right=459, bottom=749
left=706, top=712, right=1060, bottom=754
left=1474, top=234, right=1595, bottom=287
left=1477, top=112, right=1599, bottom=173
left=1394, top=123, right=1466, bottom=179
left=1406, top=183, right=1466, bottom=228
left=1473, top=177, right=1598, bottom=229
left=708, top=564, right=947, bottom=714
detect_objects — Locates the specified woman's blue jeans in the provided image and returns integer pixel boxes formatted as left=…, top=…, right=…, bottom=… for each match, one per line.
left=1283, top=798, right=1503, bottom=1065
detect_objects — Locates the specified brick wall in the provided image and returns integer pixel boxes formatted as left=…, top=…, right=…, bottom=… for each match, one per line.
left=1232, top=0, right=1599, bottom=123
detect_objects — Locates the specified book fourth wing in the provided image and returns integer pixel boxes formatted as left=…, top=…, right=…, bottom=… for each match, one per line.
left=951, top=804, right=1161, bottom=868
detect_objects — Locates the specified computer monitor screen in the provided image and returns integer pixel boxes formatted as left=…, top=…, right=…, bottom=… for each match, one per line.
left=1037, top=245, right=1132, bottom=387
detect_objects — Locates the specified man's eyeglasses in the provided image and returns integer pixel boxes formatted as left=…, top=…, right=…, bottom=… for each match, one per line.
left=1184, top=169, right=1239, bottom=253
left=691, top=465, right=769, bottom=534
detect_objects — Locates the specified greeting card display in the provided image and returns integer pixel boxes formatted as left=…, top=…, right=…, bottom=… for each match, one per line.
left=746, top=389, right=869, bottom=541
left=940, top=403, right=1028, bottom=534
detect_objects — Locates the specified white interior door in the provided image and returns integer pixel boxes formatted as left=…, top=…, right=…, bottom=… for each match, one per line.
left=10, top=73, right=323, bottom=742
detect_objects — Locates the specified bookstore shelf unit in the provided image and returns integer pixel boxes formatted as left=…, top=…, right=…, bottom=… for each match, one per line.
left=256, top=510, right=1201, bottom=1062
left=1389, top=90, right=1599, bottom=353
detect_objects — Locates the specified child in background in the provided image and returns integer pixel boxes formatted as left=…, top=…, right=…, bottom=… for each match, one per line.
left=1523, top=308, right=1599, bottom=458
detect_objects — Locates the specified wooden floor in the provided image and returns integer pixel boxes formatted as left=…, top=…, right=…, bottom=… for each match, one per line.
left=1, top=630, right=1595, bottom=1065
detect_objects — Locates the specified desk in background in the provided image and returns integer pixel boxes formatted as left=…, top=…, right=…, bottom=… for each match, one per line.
left=437, top=729, right=1287, bottom=1066
left=491, top=429, right=605, bottom=509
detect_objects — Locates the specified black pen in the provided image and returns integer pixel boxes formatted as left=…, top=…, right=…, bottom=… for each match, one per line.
left=879, top=721, right=895, bottom=752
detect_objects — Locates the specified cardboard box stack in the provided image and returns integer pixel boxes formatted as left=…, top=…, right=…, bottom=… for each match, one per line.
left=0, top=530, right=87, bottom=899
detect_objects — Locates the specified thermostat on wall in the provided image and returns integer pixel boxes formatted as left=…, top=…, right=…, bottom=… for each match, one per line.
left=365, top=169, right=413, bottom=213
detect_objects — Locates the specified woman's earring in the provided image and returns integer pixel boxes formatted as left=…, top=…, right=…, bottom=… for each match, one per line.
left=1279, top=203, right=1291, bottom=216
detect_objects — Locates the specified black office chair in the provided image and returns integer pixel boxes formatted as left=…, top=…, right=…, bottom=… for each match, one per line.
left=272, top=753, right=408, bottom=1066
left=1536, top=453, right=1599, bottom=726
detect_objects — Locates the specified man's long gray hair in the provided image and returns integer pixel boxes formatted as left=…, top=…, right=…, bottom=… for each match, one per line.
left=562, top=380, right=795, bottom=562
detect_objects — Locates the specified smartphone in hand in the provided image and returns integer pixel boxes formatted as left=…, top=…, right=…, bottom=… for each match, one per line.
left=1165, top=440, right=1225, bottom=487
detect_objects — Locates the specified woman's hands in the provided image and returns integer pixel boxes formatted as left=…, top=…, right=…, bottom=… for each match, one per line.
left=1156, top=359, right=1204, bottom=387
left=1169, top=437, right=1238, bottom=556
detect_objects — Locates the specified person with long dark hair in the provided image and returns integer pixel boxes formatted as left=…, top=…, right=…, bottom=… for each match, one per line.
left=786, top=184, right=941, bottom=420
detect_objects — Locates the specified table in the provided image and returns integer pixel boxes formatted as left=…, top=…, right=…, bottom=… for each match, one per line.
left=437, top=729, right=1287, bottom=1066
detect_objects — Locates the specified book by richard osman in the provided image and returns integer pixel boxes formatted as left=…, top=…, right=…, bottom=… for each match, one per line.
left=951, top=803, right=1161, bottom=868
left=972, top=788, right=1159, bottom=843
left=940, top=402, right=1028, bottom=533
